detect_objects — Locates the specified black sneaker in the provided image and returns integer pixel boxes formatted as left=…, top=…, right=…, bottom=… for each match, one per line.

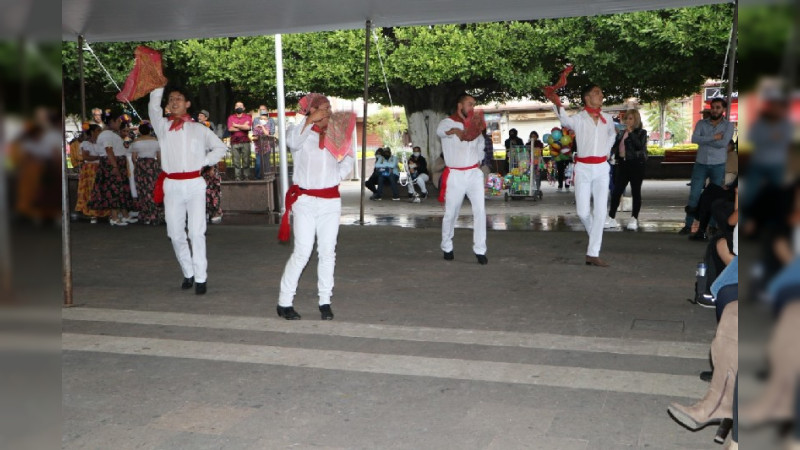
left=699, top=370, right=713, bottom=382
left=696, top=294, right=716, bottom=309
left=319, top=304, right=334, bottom=320
left=420, top=192, right=427, bottom=199
left=476, top=254, right=488, bottom=265
left=408, top=193, right=414, bottom=199
left=181, top=277, right=194, bottom=289
left=443, top=251, right=454, bottom=261
left=277, top=305, right=301, bottom=320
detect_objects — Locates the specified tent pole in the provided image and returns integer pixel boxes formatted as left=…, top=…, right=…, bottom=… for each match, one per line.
left=62, top=80, right=74, bottom=307
left=78, top=35, right=86, bottom=121
left=359, top=20, right=372, bottom=225
left=275, top=34, right=289, bottom=213
left=726, top=2, right=737, bottom=119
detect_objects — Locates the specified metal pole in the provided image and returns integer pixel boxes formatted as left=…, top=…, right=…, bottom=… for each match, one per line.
left=726, top=2, right=737, bottom=119
left=62, top=80, right=74, bottom=307
left=0, top=67, right=8, bottom=298
left=359, top=20, right=372, bottom=225
left=275, top=34, right=289, bottom=212
left=351, top=100, right=359, bottom=181
left=78, top=35, right=86, bottom=122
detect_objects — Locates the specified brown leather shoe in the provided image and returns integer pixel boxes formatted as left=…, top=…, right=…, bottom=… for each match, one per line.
left=585, top=256, right=609, bottom=267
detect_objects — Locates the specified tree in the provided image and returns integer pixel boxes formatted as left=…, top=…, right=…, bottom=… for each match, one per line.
left=367, top=108, right=408, bottom=150
left=62, top=4, right=733, bottom=163
left=643, top=100, right=691, bottom=147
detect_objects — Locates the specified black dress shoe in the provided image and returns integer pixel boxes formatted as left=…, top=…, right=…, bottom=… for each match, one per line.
left=443, top=251, right=454, bottom=261
left=699, top=370, right=713, bottom=382
left=476, top=254, right=488, bottom=265
left=276, top=305, right=301, bottom=320
left=195, top=282, right=207, bottom=295
left=319, top=304, right=334, bottom=320
left=677, top=226, right=691, bottom=235
left=181, top=277, right=194, bottom=289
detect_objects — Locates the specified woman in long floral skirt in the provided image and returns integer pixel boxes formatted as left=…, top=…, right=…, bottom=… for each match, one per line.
left=75, top=124, right=110, bottom=223
left=89, top=113, right=137, bottom=226
left=130, top=122, right=164, bottom=225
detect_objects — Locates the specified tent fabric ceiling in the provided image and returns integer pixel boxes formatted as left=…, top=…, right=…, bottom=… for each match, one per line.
left=63, top=0, right=727, bottom=43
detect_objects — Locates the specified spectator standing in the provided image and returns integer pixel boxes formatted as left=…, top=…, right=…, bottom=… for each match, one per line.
left=227, top=101, right=253, bottom=181
left=606, top=109, right=648, bottom=231
left=681, top=97, right=736, bottom=234
left=252, top=105, right=275, bottom=179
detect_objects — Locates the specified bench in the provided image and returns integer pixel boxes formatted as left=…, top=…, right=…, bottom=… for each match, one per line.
left=663, top=149, right=697, bottom=165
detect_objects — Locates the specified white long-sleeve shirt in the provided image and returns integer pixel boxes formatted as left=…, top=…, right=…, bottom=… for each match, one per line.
left=436, top=117, right=484, bottom=168
left=286, top=116, right=354, bottom=189
left=148, top=88, right=228, bottom=174
left=553, top=106, right=617, bottom=159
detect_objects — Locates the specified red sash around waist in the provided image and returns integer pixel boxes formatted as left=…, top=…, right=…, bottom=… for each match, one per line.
left=153, top=170, right=202, bottom=204
left=575, top=156, right=608, bottom=164
left=438, top=164, right=480, bottom=204
left=278, top=185, right=340, bottom=242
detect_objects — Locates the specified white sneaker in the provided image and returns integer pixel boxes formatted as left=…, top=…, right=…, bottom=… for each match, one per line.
left=128, top=211, right=139, bottom=218
left=210, top=216, right=223, bottom=224
left=123, top=216, right=138, bottom=224
left=626, top=217, right=639, bottom=231
left=604, top=217, right=619, bottom=229
left=90, top=217, right=98, bottom=224
left=109, top=219, right=128, bottom=226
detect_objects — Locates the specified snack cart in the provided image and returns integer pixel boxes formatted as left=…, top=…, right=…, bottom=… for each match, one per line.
left=504, top=144, right=543, bottom=201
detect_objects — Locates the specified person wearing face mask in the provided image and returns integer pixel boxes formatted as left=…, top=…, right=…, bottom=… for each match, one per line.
left=227, top=101, right=253, bottom=181
left=252, top=105, right=276, bottom=179
left=606, top=109, right=648, bottom=231
left=406, top=146, right=429, bottom=199
left=503, top=128, right=524, bottom=175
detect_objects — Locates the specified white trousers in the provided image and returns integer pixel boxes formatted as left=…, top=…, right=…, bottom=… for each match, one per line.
left=279, top=195, right=341, bottom=307
left=163, top=178, right=208, bottom=282
left=441, top=168, right=487, bottom=255
left=574, top=162, right=609, bottom=257
left=407, top=174, right=429, bottom=194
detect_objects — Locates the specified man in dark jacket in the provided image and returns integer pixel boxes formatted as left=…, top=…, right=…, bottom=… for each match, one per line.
left=406, top=146, right=429, bottom=199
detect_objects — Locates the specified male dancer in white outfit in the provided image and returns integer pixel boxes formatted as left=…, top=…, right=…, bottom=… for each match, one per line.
left=437, top=93, right=488, bottom=265
left=547, top=84, right=617, bottom=266
left=148, top=86, right=228, bottom=294
left=276, top=94, right=354, bottom=320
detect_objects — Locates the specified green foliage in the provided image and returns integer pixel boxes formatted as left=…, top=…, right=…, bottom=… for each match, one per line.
left=646, top=143, right=698, bottom=156
left=643, top=100, right=691, bottom=145
left=62, top=5, right=733, bottom=118
left=738, top=4, right=793, bottom=92
left=367, top=108, right=408, bottom=149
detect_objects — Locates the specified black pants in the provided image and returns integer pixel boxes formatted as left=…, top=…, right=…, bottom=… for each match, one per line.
left=608, top=159, right=645, bottom=219
left=556, top=160, right=569, bottom=188
left=365, top=171, right=378, bottom=193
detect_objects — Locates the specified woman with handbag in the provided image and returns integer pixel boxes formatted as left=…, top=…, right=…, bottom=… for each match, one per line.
left=606, top=109, right=648, bottom=231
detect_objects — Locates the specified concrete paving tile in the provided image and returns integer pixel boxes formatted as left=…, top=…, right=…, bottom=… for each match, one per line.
left=149, top=402, right=258, bottom=436
left=546, top=412, right=643, bottom=446
left=458, top=401, right=557, bottom=436
left=62, top=424, right=176, bottom=450
left=487, top=435, right=589, bottom=450
left=637, top=415, right=720, bottom=449
left=152, top=431, right=259, bottom=450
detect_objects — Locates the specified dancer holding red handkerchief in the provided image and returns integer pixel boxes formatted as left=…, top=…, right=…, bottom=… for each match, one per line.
left=276, top=93, right=356, bottom=321
left=544, top=67, right=617, bottom=267
left=437, top=93, right=489, bottom=265
left=121, top=46, right=228, bottom=295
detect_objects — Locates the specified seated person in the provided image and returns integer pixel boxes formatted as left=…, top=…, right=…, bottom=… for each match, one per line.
left=406, top=146, right=429, bottom=199
left=365, top=148, right=384, bottom=197
left=372, top=147, right=400, bottom=201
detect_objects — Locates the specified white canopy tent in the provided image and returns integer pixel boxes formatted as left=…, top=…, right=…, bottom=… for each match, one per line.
left=60, top=0, right=734, bottom=305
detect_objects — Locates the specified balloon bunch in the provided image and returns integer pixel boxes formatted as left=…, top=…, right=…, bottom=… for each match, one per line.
left=542, top=127, right=575, bottom=157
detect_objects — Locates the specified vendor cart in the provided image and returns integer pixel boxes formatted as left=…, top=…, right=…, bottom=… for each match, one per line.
left=504, top=144, right=543, bottom=201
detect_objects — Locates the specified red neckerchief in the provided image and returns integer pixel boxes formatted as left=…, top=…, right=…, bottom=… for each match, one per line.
left=583, top=106, right=607, bottom=124
left=449, top=112, right=466, bottom=124
left=168, top=113, right=193, bottom=131
left=311, top=123, right=327, bottom=149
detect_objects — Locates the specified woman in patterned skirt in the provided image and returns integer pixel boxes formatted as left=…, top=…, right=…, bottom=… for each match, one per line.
left=75, top=124, right=110, bottom=223
left=203, top=165, right=223, bottom=224
left=131, top=122, right=164, bottom=225
left=89, top=112, right=137, bottom=226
